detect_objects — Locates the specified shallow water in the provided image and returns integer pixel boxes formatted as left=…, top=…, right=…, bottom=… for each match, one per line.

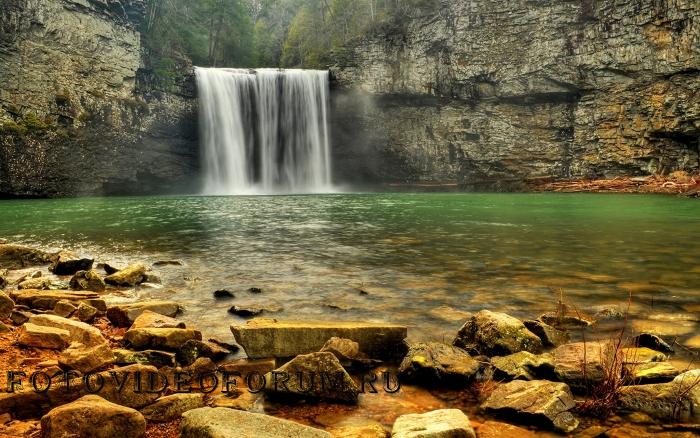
left=1, top=193, right=698, bottom=347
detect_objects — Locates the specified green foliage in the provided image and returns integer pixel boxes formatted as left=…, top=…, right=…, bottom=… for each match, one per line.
left=142, top=0, right=440, bottom=70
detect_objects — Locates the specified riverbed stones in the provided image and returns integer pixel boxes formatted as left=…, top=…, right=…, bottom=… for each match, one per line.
left=632, top=333, right=674, bottom=354
left=0, top=291, right=14, bottom=317
left=523, top=320, right=568, bottom=347
left=69, top=269, right=106, bottom=292
left=106, top=301, right=181, bottom=327
left=0, top=244, right=54, bottom=269
left=18, top=276, right=53, bottom=290
left=552, top=341, right=607, bottom=390
left=19, top=323, right=70, bottom=349
left=29, top=314, right=106, bottom=347
left=113, top=348, right=176, bottom=368
left=618, top=369, right=700, bottom=423
left=104, top=263, right=147, bottom=286
left=228, top=305, right=265, bottom=317
left=52, top=300, right=77, bottom=318
left=453, top=310, right=542, bottom=356
left=0, top=364, right=161, bottom=419
left=124, top=327, right=202, bottom=350
left=10, top=289, right=100, bottom=310
left=399, top=342, right=479, bottom=385
left=231, top=318, right=407, bottom=359
left=490, top=351, right=555, bottom=381
left=50, top=251, right=94, bottom=276
left=481, top=380, right=579, bottom=432
left=140, top=393, right=205, bottom=422
left=59, top=342, right=115, bottom=373
left=628, top=361, right=679, bottom=383
left=177, top=339, right=230, bottom=365
left=41, top=395, right=146, bottom=438
left=264, top=351, right=360, bottom=402
left=391, top=409, right=476, bottom=438
left=180, top=407, right=332, bottom=438
left=76, top=302, right=98, bottom=322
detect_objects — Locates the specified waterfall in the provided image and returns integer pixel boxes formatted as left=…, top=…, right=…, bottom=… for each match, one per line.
left=195, top=67, right=332, bottom=195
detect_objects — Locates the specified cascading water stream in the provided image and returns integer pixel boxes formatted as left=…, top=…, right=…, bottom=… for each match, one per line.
left=195, top=67, right=332, bottom=195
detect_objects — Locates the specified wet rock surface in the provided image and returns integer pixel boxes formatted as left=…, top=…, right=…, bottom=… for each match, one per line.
left=453, top=310, right=542, bottom=356
left=481, top=380, right=579, bottom=433
left=104, top=263, right=147, bottom=287
left=50, top=252, right=94, bottom=276
left=399, top=342, right=479, bottom=386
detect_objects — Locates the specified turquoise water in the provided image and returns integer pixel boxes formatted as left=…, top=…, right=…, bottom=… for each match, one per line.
left=1, top=193, right=698, bottom=344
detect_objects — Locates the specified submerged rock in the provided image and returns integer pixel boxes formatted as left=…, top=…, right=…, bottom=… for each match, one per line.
left=453, top=310, right=542, bottom=356
left=481, top=380, right=579, bottom=433
left=228, top=305, right=265, bottom=317
left=153, top=260, right=184, bottom=267
left=40, top=395, right=145, bottom=438
left=231, top=318, right=407, bottom=359
left=124, top=328, right=202, bottom=351
left=106, top=301, right=181, bottom=327
left=213, top=289, right=235, bottom=299
left=392, top=409, right=476, bottom=438
left=104, top=263, right=147, bottom=287
left=180, top=407, right=331, bottom=438
left=523, top=319, right=568, bottom=347
left=140, top=393, right=205, bottom=422
left=539, top=312, right=593, bottom=329
left=19, top=323, right=70, bottom=350
left=490, top=351, right=555, bottom=381
left=618, top=369, right=700, bottom=423
left=70, top=270, right=106, bottom=292
left=399, top=342, right=479, bottom=386
left=264, top=351, right=360, bottom=402
left=632, top=333, right=674, bottom=354
left=50, top=251, right=94, bottom=276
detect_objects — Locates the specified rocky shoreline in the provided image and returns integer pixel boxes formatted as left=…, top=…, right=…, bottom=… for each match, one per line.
left=0, top=241, right=698, bottom=437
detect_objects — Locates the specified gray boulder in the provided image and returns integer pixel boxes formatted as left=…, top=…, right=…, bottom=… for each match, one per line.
left=453, top=310, right=542, bottom=356
left=399, top=342, right=479, bottom=386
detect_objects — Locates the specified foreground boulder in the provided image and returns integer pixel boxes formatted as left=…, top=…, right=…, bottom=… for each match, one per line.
left=140, top=393, right=205, bottom=422
left=399, top=342, right=479, bottom=386
left=50, top=251, right=94, bottom=276
left=490, top=351, right=555, bottom=381
left=0, top=364, right=161, bottom=419
left=552, top=342, right=607, bottom=390
left=124, top=327, right=202, bottom=351
left=130, top=310, right=185, bottom=329
left=181, top=407, right=331, bottom=438
left=104, top=263, right=147, bottom=287
left=618, top=369, right=700, bottom=423
left=481, top=380, right=579, bottom=433
left=0, top=244, right=54, bottom=269
left=231, top=318, right=407, bottom=359
left=453, top=310, right=542, bottom=356
left=29, top=314, right=107, bottom=347
left=392, top=409, right=475, bottom=438
left=264, top=352, right=360, bottom=402
left=41, top=395, right=145, bottom=438
left=59, top=342, right=115, bottom=373
left=10, top=289, right=101, bottom=311
left=69, top=270, right=106, bottom=292
left=18, top=323, right=70, bottom=350
left=106, top=301, right=181, bottom=327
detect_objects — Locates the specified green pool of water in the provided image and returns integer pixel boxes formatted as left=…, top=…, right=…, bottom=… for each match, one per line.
left=1, top=193, right=698, bottom=345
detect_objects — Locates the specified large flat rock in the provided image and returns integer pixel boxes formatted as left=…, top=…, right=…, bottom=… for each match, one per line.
left=231, top=318, right=407, bottom=359
left=10, top=289, right=101, bottom=311
left=180, top=407, right=331, bottom=438
left=392, top=409, right=476, bottom=438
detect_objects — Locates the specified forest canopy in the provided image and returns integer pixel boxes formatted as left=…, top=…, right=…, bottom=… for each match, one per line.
left=143, top=0, right=439, bottom=72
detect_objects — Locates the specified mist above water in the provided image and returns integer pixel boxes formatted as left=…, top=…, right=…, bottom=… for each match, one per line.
left=195, top=67, right=333, bottom=195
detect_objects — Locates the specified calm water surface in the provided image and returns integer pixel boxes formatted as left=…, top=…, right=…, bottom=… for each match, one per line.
left=1, top=193, right=698, bottom=345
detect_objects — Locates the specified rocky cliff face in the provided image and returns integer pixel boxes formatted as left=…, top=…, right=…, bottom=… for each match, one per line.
left=0, top=0, right=198, bottom=197
left=330, top=0, right=700, bottom=189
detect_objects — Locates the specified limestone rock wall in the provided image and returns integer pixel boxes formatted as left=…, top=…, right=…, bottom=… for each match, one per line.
left=330, top=0, right=700, bottom=188
left=0, top=0, right=198, bottom=197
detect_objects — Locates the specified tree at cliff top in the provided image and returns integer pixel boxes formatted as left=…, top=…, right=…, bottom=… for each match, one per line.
left=142, top=0, right=438, bottom=71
